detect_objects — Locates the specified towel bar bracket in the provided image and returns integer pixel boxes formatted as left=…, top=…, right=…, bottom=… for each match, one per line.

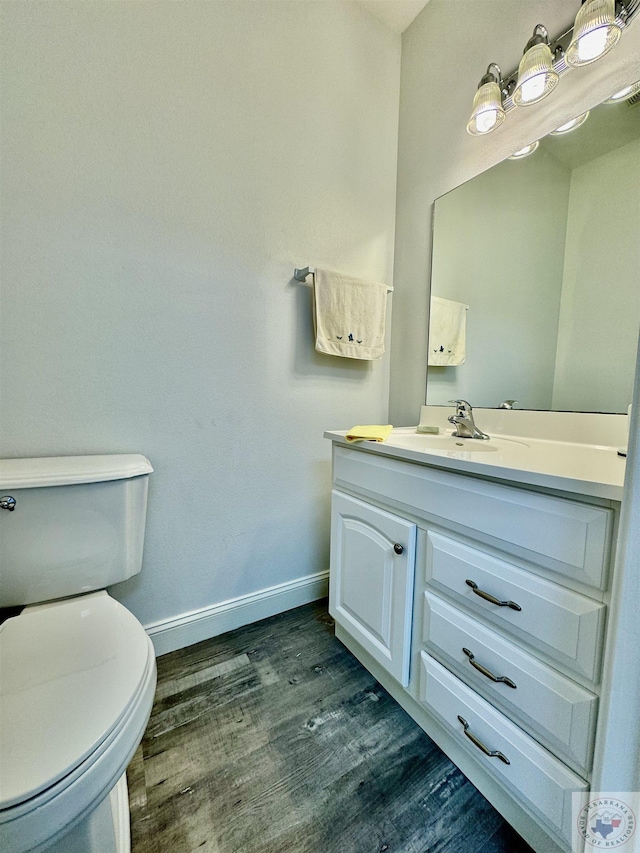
left=294, top=266, right=315, bottom=282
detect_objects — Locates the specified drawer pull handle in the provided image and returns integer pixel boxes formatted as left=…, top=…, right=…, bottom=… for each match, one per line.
left=462, top=648, right=517, bottom=689
left=465, top=579, right=521, bottom=611
left=393, top=543, right=404, bottom=555
left=457, top=715, right=510, bottom=765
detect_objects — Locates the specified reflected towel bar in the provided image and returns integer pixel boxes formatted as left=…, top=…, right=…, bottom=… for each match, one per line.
left=294, top=266, right=393, bottom=292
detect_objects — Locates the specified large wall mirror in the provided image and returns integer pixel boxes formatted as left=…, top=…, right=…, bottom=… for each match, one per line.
left=426, top=89, right=640, bottom=414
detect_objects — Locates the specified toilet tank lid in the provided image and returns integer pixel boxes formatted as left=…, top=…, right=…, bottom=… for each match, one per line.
left=0, top=454, right=153, bottom=489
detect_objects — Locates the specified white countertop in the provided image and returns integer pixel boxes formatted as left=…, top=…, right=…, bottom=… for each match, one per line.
left=324, top=427, right=626, bottom=502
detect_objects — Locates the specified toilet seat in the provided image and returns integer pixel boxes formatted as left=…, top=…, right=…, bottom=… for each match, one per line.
left=0, top=591, right=156, bottom=853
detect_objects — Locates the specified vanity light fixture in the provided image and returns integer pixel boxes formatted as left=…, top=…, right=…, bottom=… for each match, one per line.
left=604, top=80, right=640, bottom=102
left=549, top=110, right=590, bottom=135
left=513, top=25, right=559, bottom=106
left=508, top=141, right=539, bottom=159
left=566, top=0, right=622, bottom=66
left=467, top=64, right=507, bottom=135
left=467, top=1, right=639, bottom=137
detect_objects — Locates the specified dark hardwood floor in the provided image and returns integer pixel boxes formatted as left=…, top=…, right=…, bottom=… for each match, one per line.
left=128, top=600, right=534, bottom=853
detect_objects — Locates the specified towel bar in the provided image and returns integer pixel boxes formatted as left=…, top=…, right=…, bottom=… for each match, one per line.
left=294, top=266, right=393, bottom=292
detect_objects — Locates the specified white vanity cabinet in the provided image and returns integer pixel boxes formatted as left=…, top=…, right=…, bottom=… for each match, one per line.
left=327, top=438, right=621, bottom=853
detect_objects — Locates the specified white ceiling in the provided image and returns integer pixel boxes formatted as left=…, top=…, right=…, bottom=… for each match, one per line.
left=356, top=0, right=431, bottom=33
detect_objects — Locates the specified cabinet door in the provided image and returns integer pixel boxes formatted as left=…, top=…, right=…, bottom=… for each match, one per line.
left=329, top=491, right=416, bottom=686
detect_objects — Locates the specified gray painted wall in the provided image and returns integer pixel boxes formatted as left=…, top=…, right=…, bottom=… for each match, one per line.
left=0, top=1, right=400, bottom=626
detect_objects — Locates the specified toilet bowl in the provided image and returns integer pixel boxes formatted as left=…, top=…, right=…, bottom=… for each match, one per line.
left=0, top=592, right=156, bottom=853
left=0, top=455, right=157, bottom=853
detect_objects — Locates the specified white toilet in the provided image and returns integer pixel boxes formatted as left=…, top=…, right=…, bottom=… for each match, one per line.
left=0, top=455, right=157, bottom=853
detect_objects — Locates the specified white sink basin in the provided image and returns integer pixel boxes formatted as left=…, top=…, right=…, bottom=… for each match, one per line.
left=325, top=424, right=626, bottom=501
left=387, top=431, right=529, bottom=454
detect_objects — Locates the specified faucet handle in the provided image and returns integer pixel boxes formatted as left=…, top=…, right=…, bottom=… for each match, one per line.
left=449, top=399, right=472, bottom=416
left=499, top=400, right=519, bottom=409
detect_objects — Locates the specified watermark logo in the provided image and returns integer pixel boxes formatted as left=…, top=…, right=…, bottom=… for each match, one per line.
left=574, top=794, right=637, bottom=848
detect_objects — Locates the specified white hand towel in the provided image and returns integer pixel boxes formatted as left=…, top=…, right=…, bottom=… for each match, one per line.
left=428, top=296, right=467, bottom=366
left=313, top=268, right=388, bottom=360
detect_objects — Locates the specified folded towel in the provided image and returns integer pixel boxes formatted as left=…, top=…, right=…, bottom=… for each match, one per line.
left=428, top=296, right=467, bottom=366
left=345, top=424, right=393, bottom=443
left=313, top=268, right=388, bottom=360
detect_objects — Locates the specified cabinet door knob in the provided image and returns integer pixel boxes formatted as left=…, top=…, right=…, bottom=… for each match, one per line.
left=393, top=543, right=404, bottom=555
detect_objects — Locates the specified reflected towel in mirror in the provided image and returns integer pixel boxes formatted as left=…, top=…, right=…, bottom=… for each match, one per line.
left=428, top=297, right=467, bottom=366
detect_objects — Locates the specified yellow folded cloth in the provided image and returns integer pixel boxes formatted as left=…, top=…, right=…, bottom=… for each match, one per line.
left=345, top=424, right=393, bottom=443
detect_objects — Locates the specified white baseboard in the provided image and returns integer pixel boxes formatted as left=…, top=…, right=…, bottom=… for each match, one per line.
left=145, top=571, right=329, bottom=657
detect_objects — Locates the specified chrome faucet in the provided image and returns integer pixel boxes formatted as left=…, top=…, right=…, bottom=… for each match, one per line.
left=498, top=399, right=519, bottom=409
left=448, top=400, right=490, bottom=440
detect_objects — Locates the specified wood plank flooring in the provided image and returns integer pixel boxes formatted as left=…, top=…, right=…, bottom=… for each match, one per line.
left=128, top=600, right=534, bottom=853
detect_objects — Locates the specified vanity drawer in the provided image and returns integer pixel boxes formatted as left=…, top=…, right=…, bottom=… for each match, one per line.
left=423, top=592, right=598, bottom=773
left=420, top=653, right=588, bottom=846
left=425, top=530, right=606, bottom=684
left=334, top=446, right=612, bottom=588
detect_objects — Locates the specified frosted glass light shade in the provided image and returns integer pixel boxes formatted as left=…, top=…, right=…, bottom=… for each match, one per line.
left=509, top=141, right=539, bottom=160
left=467, top=81, right=506, bottom=135
left=566, top=0, right=621, bottom=66
left=604, top=80, right=640, bottom=103
left=513, top=43, right=559, bottom=106
left=549, top=111, right=590, bottom=135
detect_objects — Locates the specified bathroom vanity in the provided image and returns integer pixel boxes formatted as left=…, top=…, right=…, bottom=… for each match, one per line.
left=325, top=411, right=627, bottom=853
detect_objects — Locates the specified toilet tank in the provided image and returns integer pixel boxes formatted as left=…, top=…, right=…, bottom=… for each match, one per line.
left=0, top=455, right=153, bottom=607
